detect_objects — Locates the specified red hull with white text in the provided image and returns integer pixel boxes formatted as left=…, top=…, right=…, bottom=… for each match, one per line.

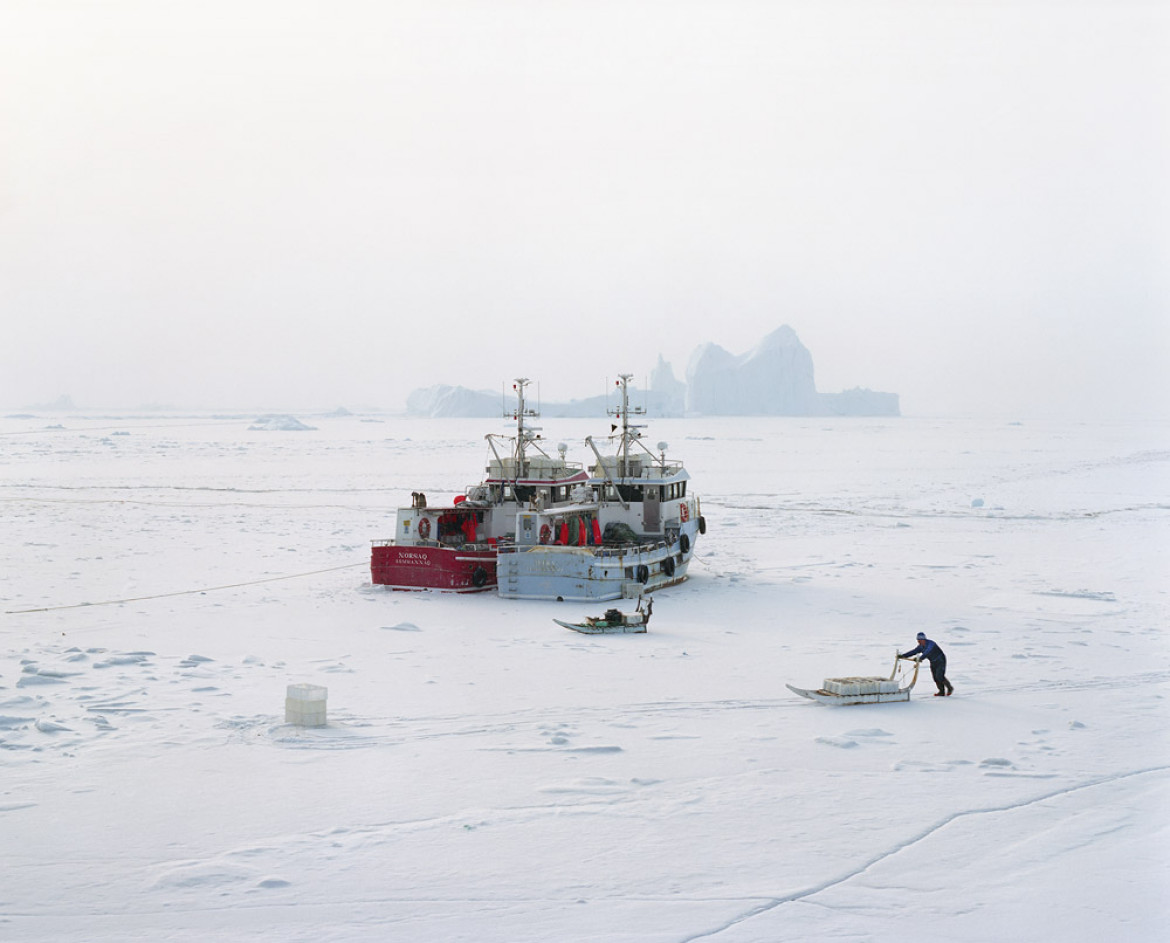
left=370, top=542, right=497, bottom=593
left=369, top=378, right=586, bottom=593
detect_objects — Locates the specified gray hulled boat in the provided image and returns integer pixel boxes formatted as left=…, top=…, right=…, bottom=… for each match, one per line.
left=497, top=375, right=705, bottom=601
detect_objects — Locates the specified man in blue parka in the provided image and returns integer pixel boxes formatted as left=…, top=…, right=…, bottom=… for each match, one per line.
left=900, top=632, right=953, bottom=696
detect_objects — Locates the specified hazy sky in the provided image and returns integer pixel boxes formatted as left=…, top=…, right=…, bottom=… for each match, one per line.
left=1, top=1, right=1166, bottom=418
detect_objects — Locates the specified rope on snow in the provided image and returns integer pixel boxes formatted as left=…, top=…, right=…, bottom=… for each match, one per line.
left=4, top=562, right=367, bottom=615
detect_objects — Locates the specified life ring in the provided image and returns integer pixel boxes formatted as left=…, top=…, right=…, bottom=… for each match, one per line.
left=698, top=515, right=707, bottom=535
left=679, top=533, right=690, bottom=554
left=662, top=555, right=676, bottom=577
left=417, top=517, right=431, bottom=540
left=636, top=564, right=649, bottom=584
left=679, top=502, right=690, bottom=523
left=539, top=524, right=552, bottom=545
left=471, top=566, right=488, bottom=588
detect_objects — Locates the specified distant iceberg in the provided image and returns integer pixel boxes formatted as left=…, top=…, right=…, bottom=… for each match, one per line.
left=26, top=395, right=78, bottom=412
left=685, top=326, right=820, bottom=416
left=405, top=385, right=681, bottom=419
left=679, top=326, right=898, bottom=417
left=405, top=386, right=502, bottom=418
left=405, top=326, right=899, bottom=418
left=649, top=354, right=687, bottom=416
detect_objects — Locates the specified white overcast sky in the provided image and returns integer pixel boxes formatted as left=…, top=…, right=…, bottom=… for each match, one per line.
left=1, top=1, right=1166, bottom=418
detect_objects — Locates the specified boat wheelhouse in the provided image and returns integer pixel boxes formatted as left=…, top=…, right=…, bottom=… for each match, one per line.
left=370, top=379, right=588, bottom=591
left=496, top=374, right=704, bottom=601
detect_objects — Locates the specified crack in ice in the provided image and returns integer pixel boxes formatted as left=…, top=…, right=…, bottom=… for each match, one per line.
left=679, top=765, right=1170, bottom=941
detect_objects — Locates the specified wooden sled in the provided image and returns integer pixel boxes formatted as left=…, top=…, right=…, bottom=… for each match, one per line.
left=556, top=596, right=652, bottom=635
left=787, top=655, right=919, bottom=704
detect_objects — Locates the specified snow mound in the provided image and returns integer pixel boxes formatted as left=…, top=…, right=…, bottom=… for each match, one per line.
left=249, top=415, right=317, bottom=431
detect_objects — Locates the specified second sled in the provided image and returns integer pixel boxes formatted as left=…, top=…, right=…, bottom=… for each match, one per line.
left=555, top=596, right=652, bottom=635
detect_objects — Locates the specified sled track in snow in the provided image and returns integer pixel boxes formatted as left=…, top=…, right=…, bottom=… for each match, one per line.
left=678, top=763, right=1170, bottom=941
left=972, top=669, right=1170, bottom=697
left=251, top=669, right=1170, bottom=753
left=712, top=498, right=1170, bottom=523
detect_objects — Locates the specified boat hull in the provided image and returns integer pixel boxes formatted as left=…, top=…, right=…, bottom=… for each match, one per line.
left=496, top=538, right=694, bottom=601
left=370, top=543, right=496, bottom=592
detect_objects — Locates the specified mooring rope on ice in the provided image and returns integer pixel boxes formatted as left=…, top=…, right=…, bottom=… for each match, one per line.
left=4, top=562, right=367, bottom=615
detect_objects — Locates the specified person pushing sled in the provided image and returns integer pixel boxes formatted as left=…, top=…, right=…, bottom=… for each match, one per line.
left=786, top=631, right=954, bottom=705
left=899, top=632, right=953, bottom=697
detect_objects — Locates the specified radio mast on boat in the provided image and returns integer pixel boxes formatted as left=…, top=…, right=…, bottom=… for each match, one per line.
left=487, top=377, right=553, bottom=487
left=505, top=377, right=541, bottom=466
left=608, top=374, right=645, bottom=478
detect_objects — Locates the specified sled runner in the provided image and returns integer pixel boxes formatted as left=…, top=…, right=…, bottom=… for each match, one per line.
left=555, top=596, right=652, bottom=634
left=787, top=655, right=919, bottom=704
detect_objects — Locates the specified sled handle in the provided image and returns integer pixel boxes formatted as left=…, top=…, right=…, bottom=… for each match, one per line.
left=890, top=653, right=920, bottom=689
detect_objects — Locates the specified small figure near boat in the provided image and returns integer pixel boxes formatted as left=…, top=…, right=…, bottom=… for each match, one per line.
left=555, top=596, right=653, bottom=634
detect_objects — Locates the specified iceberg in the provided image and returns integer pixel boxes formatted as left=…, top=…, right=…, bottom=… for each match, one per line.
left=404, top=326, right=899, bottom=417
left=683, top=326, right=898, bottom=417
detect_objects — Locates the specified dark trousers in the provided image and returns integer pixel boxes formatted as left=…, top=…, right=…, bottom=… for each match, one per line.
left=931, top=660, right=952, bottom=694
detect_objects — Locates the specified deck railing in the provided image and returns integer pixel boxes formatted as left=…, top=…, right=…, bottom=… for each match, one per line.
left=496, top=539, right=669, bottom=557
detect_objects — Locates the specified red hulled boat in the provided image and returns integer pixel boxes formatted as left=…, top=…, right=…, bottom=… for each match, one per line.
left=370, top=379, right=588, bottom=591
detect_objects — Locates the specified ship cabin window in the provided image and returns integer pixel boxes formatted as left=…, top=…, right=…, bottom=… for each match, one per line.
left=600, top=483, right=645, bottom=502
left=514, top=485, right=535, bottom=503
left=661, top=482, right=686, bottom=501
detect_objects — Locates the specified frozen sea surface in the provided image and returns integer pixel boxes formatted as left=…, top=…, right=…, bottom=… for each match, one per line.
left=2, top=414, right=1168, bottom=941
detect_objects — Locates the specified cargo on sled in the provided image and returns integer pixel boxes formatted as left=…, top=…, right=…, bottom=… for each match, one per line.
left=787, top=654, right=919, bottom=704
left=555, top=596, right=653, bottom=634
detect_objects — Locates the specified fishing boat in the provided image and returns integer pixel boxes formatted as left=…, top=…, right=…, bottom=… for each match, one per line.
left=554, top=596, right=653, bottom=634
left=370, top=379, right=588, bottom=592
left=496, top=374, right=705, bottom=601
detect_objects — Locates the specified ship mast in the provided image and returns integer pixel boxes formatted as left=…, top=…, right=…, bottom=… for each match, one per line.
left=486, top=377, right=544, bottom=489
left=609, top=374, right=645, bottom=478
left=509, top=377, right=540, bottom=470
left=584, top=374, right=645, bottom=510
